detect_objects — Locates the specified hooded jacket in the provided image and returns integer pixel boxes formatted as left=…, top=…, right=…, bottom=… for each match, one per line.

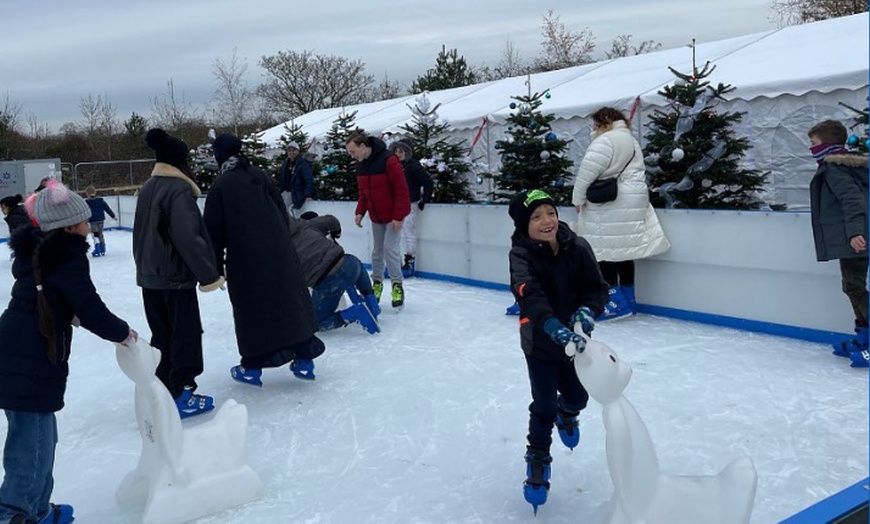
left=810, top=153, right=869, bottom=261
left=354, top=138, right=411, bottom=224
left=0, top=226, right=128, bottom=412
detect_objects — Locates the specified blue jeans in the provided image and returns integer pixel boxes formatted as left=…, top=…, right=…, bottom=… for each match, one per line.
left=524, top=355, right=588, bottom=452
left=0, top=411, right=58, bottom=523
left=311, top=254, right=374, bottom=331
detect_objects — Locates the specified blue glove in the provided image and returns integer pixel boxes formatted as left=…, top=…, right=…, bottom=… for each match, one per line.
left=543, top=318, right=586, bottom=354
left=570, top=306, right=595, bottom=335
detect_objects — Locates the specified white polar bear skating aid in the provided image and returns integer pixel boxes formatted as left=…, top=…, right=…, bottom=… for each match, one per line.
left=114, top=340, right=262, bottom=524
left=566, top=331, right=757, bottom=524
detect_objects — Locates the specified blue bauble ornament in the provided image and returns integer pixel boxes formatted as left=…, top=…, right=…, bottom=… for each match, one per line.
left=545, top=132, right=557, bottom=142
left=510, top=102, right=517, bottom=109
left=553, top=179, right=564, bottom=189
left=847, top=135, right=859, bottom=145
left=528, top=120, right=535, bottom=126
left=475, top=176, right=483, bottom=184
left=866, top=138, right=870, bottom=149
left=326, top=165, right=336, bottom=174
left=545, top=92, right=551, bottom=99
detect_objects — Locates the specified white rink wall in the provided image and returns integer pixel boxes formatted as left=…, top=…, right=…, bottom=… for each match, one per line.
left=0, top=196, right=852, bottom=336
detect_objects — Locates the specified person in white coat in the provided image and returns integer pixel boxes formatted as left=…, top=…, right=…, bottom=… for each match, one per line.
left=572, top=107, right=670, bottom=319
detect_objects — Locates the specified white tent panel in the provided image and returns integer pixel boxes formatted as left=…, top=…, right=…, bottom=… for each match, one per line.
left=706, top=14, right=869, bottom=102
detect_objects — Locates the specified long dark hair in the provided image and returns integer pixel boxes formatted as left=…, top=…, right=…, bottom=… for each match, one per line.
left=32, top=230, right=61, bottom=365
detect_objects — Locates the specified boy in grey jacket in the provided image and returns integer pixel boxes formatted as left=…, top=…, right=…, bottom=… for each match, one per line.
left=808, top=120, right=869, bottom=367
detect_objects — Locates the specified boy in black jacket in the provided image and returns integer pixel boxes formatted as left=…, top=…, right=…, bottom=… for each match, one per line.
left=508, top=189, right=608, bottom=512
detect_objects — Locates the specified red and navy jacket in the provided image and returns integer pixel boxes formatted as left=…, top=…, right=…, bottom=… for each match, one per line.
left=354, top=138, right=411, bottom=224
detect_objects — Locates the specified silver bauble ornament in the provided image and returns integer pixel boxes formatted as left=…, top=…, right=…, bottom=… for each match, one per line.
left=671, top=148, right=685, bottom=161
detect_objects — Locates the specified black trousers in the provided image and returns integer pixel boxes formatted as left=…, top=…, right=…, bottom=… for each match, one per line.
left=142, top=288, right=204, bottom=398
left=598, top=260, right=635, bottom=287
left=524, top=354, right=589, bottom=452
left=840, top=257, right=869, bottom=327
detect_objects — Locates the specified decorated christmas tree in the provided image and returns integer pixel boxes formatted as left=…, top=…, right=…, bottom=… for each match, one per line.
left=644, top=54, right=769, bottom=210
left=319, top=111, right=360, bottom=201
left=269, top=122, right=322, bottom=190
left=840, top=99, right=869, bottom=154
left=397, top=92, right=473, bottom=203
left=493, top=81, right=573, bottom=203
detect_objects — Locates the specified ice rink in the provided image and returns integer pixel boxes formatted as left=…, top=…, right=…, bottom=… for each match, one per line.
left=0, top=230, right=866, bottom=523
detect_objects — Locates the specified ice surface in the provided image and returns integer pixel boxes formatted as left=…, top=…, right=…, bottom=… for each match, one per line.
left=0, top=230, right=866, bottom=523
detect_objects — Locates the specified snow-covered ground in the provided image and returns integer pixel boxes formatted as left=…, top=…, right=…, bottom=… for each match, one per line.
left=0, top=230, right=866, bottom=524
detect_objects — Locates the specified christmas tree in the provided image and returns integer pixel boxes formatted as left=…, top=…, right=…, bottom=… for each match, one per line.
left=319, top=111, right=360, bottom=201
left=241, top=131, right=273, bottom=173
left=493, top=82, right=573, bottom=203
left=644, top=57, right=769, bottom=210
left=269, top=122, right=322, bottom=190
left=397, top=92, right=473, bottom=203
left=840, top=99, right=869, bottom=154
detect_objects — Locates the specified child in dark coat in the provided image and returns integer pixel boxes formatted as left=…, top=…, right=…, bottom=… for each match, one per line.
left=84, top=185, right=116, bottom=257
left=508, top=189, right=608, bottom=512
left=808, top=120, right=869, bottom=367
left=0, top=180, right=135, bottom=524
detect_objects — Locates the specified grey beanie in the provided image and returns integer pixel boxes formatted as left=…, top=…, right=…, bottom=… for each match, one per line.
left=33, top=180, right=92, bottom=232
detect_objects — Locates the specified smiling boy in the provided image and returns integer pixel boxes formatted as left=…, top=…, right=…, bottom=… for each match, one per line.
left=507, top=189, right=608, bottom=512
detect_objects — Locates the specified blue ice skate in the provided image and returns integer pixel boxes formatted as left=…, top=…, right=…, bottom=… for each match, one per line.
left=230, top=365, right=263, bottom=387
left=365, top=293, right=381, bottom=319
left=37, top=503, right=74, bottom=524
left=175, top=387, right=214, bottom=419
left=849, top=349, right=869, bottom=368
left=523, top=448, right=552, bottom=515
left=597, top=287, right=632, bottom=321
left=833, top=325, right=868, bottom=358
left=291, top=359, right=316, bottom=380
left=340, top=303, right=380, bottom=334
left=506, top=302, right=520, bottom=316
left=555, top=398, right=581, bottom=450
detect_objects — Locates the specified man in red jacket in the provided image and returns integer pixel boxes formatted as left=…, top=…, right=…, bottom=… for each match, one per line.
left=346, top=130, right=411, bottom=308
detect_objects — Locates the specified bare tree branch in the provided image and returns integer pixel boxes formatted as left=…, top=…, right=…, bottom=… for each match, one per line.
left=533, top=9, right=595, bottom=72
left=210, top=48, right=255, bottom=134
left=769, top=0, right=866, bottom=26
left=257, top=50, right=374, bottom=119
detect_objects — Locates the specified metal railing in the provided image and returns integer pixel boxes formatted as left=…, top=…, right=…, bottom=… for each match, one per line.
left=71, top=159, right=154, bottom=191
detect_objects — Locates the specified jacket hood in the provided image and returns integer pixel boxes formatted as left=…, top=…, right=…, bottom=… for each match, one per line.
left=8, top=223, right=42, bottom=259
left=825, top=153, right=869, bottom=169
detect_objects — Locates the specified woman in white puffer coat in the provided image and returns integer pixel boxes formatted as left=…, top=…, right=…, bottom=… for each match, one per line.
left=572, top=107, right=670, bottom=319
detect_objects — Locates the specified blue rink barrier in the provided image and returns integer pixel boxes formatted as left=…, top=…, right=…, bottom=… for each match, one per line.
left=779, top=477, right=869, bottom=524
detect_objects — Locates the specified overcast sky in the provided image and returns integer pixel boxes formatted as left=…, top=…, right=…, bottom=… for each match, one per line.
left=2, top=0, right=779, bottom=131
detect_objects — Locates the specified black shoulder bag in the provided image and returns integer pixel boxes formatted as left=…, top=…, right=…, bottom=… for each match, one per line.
left=586, top=150, right=636, bottom=204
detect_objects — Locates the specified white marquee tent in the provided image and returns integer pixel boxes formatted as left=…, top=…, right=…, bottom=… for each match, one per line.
left=261, top=14, right=869, bottom=209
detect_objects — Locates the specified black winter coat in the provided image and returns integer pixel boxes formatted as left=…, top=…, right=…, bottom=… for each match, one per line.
left=0, top=226, right=128, bottom=412
left=509, top=222, right=608, bottom=362
left=810, top=154, right=869, bottom=261
left=203, top=157, right=318, bottom=359
left=4, top=205, right=31, bottom=234
left=133, top=163, right=220, bottom=290
left=402, top=158, right=434, bottom=204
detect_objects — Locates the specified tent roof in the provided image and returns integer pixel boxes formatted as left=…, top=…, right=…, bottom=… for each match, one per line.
left=261, top=14, right=868, bottom=146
